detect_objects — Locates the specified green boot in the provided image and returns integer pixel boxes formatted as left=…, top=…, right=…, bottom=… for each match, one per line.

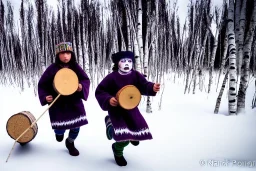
left=112, top=141, right=129, bottom=166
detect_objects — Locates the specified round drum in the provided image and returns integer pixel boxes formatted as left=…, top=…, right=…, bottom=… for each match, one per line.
left=53, top=68, right=79, bottom=96
left=116, top=85, right=141, bottom=110
left=6, top=111, right=38, bottom=144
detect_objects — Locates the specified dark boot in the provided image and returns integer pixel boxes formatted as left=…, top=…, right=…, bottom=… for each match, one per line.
left=130, top=141, right=139, bottom=146
left=55, top=134, right=64, bottom=142
left=65, top=138, right=79, bottom=156
left=105, top=115, right=113, bottom=140
left=112, top=143, right=127, bottom=166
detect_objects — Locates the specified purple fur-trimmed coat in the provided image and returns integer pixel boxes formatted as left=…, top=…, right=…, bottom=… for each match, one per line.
left=38, top=63, right=90, bottom=130
left=95, top=70, right=156, bottom=142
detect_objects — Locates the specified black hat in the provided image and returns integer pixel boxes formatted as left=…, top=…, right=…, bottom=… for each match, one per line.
left=111, top=51, right=135, bottom=64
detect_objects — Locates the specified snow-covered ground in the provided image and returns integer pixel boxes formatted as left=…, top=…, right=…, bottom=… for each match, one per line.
left=1, top=73, right=256, bottom=171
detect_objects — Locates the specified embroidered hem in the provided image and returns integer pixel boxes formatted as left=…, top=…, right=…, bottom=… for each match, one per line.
left=51, top=115, right=87, bottom=127
left=114, top=127, right=151, bottom=136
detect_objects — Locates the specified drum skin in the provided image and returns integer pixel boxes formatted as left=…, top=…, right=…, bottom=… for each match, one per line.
left=53, top=68, right=79, bottom=96
left=6, top=111, right=38, bottom=143
left=116, top=85, right=141, bottom=110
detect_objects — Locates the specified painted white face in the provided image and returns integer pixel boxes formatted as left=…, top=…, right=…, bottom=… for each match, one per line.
left=118, top=58, right=133, bottom=73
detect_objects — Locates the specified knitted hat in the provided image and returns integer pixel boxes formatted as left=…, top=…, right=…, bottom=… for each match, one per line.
left=55, top=42, right=73, bottom=55
left=111, top=51, right=135, bottom=64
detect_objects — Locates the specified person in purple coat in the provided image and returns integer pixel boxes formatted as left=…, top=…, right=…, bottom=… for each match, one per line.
left=38, top=42, right=90, bottom=156
left=95, top=51, right=160, bottom=166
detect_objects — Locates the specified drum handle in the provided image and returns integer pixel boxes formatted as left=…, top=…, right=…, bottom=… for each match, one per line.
left=6, top=94, right=61, bottom=163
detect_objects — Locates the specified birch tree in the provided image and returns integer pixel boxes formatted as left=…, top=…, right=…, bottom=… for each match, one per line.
left=214, top=70, right=229, bottom=114
left=208, top=7, right=223, bottom=93
left=35, top=0, right=46, bottom=71
left=227, top=0, right=237, bottom=115
left=237, top=0, right=256, bottom=112
left=216, top=28, right=228, bottom=91
left=0, top=0, right=5, bottom=72
left=236, top=0, right=247, bottom=77
left=81, top=0, right=90, bottom=73
left=143, top=0, right=153, bottom=113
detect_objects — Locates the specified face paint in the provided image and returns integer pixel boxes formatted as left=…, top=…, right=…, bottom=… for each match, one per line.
left=118, top=58, right=133, bottom=73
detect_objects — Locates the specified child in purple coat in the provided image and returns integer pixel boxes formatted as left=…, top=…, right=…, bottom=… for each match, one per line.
left=38, top=42, right=90, bottom=156
left=95, top=51, right=160, bottom=166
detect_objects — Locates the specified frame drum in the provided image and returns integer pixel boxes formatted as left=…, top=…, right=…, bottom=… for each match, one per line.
left=6, top=111, right=38, bottom=144
left=116, top=85, right=141, bottom=110
left=53, top=68, right=79, bottom=96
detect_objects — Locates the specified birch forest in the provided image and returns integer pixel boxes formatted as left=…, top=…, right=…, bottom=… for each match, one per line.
left=0, top=0, right=256, bottom=115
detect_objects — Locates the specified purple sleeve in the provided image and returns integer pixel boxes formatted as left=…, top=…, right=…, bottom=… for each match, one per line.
left=135, top=71, right=157, bottom=96
left=75, top=64, right=90, bottom=101
left=95, top=75, right=113, bottom=111
left=37, top=64, right=55, bottom=106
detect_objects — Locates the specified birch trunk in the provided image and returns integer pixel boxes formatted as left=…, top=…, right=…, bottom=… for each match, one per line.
left=192, top=41, right=200, bottom=94
left=126, top=8, right=132, bottom=51
left=193, top=27, right=209, bottom=93
left=227, top=0, right=237, bottom=115
left=81, top=9, right=89, bottom=73
left=132, top=0, right=142, bottom=73
left=116, top=12, right=126, bottom=51
left=253, top=39, right=256, bottom=76
left=237, top=1, right=256, bottom=112
left=208, top=29, right=220, bottom=93
left=78, top=18, right=83, bottom=67
left=216, top=29, right=228, bottom=91
left=234, top=0, right=241, bottom=50
left=134, top=32, right=141, bottom=72
left=137, top=0, right=143, bottom=68
left=83, top=32, right=90, bottom=74
left=144, top=2, right=152, bottom=113
left=44, top=15, right=48, bottom=68
left=205, top=34, right=210, bottom=68
left=214, top=70, right=229, bottom=114
left=236, top=0, right=247, bottom=76
left=252, top=79, right=256, bottom=108
left=234, top=0, right=241, bottom=74
left=184, top=38, right=196, bottom=94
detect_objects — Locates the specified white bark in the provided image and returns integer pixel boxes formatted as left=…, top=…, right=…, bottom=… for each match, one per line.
left=134, top=32, right=141, bottom=72
left=151, top=34, right=157, bottom=81
left=126, top=8, right=132, bottom=51
left=82, top=11, right=89, bottom=74
left=137, top=0, right=143, bottom=68
left=78, top=19, right=83, bottom=66
left=144, top=1, right=152, bottom=113
left=237, top=1, right=256, bottom=112
left=227, top=0, right=237, bottom=115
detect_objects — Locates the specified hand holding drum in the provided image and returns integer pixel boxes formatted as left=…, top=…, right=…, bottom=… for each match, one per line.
left=113, top=85, right=141, bottom=110
left=6, top=68, right=79, bottom=163
left=109, top=97, right=118, bottom=106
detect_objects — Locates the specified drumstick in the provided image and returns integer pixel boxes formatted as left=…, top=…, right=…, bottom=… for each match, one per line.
left=6, top=94, right=61, bottom=163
